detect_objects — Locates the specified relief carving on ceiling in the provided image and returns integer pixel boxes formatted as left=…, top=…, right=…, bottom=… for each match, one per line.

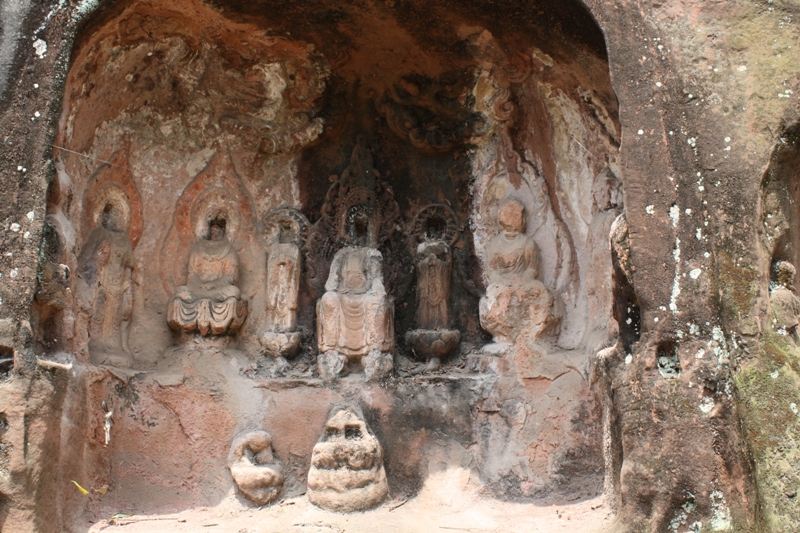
left=376, top=68, right=488, bottom=154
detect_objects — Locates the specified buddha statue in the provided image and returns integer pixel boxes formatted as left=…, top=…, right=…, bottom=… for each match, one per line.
left=316, top=247, right=394, bottom=380
left=260, top=208, right=307, bottom=359
left=405, top=207, right=461, bottom=367
left=77, top=201, right=134, bottom=367
left=167, top=216, right=248, bottom=336
left=479, top=198, right=558, bottom=346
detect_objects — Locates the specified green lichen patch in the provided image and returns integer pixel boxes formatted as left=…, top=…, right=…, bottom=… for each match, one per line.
left=735, top=331, right=800, bottom=531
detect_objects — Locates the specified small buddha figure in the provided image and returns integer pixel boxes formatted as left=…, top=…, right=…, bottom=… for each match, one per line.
left=167, top=216, right=248, bottom=336
left=770, top=260, right=800, bottom=339
left=479, top=198, right=558, bottom=346
left=405, top=218, right=460, bottom=367
left=316, top=247, right=394, bottom=381
left=77, top=202, right=134, bottom=367
left=261, top=211, right=305, bottom=359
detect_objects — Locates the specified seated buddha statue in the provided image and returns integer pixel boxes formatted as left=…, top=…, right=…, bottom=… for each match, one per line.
left=167, top=217, right=248, bottom=336
left=316, top=246, right=394, bottom=380
left=479, top=198, right=558, bottom=345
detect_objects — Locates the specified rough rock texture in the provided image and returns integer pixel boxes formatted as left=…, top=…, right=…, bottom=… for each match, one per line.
left=307, top=406, right=389, bottom=512
left=0, top=0, right=799, bottom=532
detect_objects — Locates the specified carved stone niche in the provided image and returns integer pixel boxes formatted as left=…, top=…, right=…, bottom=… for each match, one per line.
left=307, top=406, right=388, bottom=512
left=228, top=430, right=284, bottom=506
left=305, top=135, right=403, bottom=296
left=405, top=204, right=462, bottom=367
left=70, top=143, right=143, bottom=367
left=260, top=207, right=310, bottom=359
left=162, top=150, right=256, bottom=340
left=479, top=197, right=560, bottom=349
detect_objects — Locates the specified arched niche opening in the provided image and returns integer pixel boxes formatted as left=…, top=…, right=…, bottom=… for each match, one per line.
left=761, top=125, right=800, bottom=283
left=39, top=0, right=623, bottom=519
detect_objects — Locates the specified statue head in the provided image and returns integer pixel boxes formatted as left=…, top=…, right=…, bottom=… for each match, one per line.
left=278, top=219, right=294, bottom=244
left=100, top=202, right=124, bottom=232
left=497, top=198, right=526, bottom=236
left=342, top=251, right=368, bottom=293
left=208, top=216, right=227, bottom=242
left=772, top=260, right=797, bottom=289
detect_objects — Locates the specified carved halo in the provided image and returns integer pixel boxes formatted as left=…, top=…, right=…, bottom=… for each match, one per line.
left=262, top=207, right=310, bottom=247
left=410, top=203, right=460, bottom=247
left=92, top=183, right=132, bottom=232
left=190, top=186, right=242, bottom=242
left=80, top=140, right=143, bottom=248
left=339, top=187, right=380, bottom=245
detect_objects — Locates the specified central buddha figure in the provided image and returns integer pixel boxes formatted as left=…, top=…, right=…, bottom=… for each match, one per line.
left=167, top=216, right=248, bottom=336
left=316, top=247, right=394, bottom=380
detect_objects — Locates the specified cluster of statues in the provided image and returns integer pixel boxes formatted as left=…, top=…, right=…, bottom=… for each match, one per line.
left=80, top=184, right=559, bottom=377
left=229, top=405, right=388, bottom=511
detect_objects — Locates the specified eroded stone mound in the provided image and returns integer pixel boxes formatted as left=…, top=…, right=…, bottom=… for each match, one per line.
left=307, top=406, right=389, bottom=512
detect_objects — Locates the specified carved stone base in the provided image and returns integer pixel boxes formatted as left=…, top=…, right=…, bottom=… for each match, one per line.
left=260, top=331, right=301, bottom=359
left=90, top=347, right=133, bottom=369
left=167, top=296, right=248, bottom=337
left=318, top=350, right=347, bottom=381
left=364, top=349, right=393, bottom=381
left=405, top=328, right=460, bottom=361
left=466, top=343, right=509, bottom=373
left=479, top=281, right=557, bottom=344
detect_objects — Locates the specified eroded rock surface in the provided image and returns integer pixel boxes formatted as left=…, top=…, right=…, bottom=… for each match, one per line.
left=1, top=0, right=799, bottom=531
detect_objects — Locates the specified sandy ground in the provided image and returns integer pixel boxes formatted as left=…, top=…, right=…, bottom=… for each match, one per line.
left=86, top=468, right=614, bottom=533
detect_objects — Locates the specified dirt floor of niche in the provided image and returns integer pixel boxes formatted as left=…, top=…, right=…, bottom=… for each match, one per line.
left=87, top=468, right=613, bottom=532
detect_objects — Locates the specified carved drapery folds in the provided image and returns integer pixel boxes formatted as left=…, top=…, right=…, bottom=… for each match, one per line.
left=167, top=216, right=248, bottom=336
left=260, top=207, right=310, bottom=358
left=77, top=185, right=136, bottom=366
left=317, top=247, right=394, bottom=381
left=307, top=406, right=389, bottom=512
left=405, top=204, right=461, bottom=364
left=303, top=137, right=401, bottom=380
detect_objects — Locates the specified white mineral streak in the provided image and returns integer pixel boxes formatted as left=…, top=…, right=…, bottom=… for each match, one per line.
left=670, top=237, right=681, bottom=313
